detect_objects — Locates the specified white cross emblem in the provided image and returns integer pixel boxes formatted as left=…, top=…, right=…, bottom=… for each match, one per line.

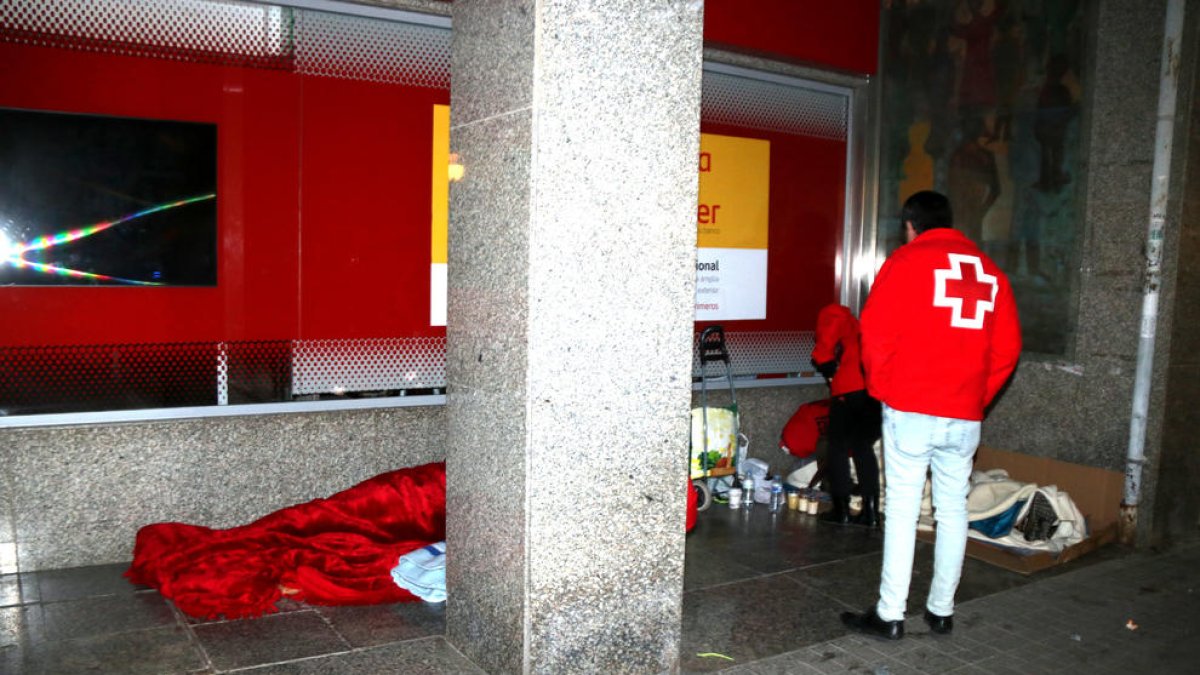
left=933, top=253, right=998, bottom=330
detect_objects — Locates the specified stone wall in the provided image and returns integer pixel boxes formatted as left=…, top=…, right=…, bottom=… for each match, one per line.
left=0, top=406, right=446, bottom=572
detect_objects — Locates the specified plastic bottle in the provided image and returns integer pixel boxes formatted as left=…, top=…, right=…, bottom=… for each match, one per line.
left=769, top=479, right=784, bottom=513
left=742, top=476, right=755, bottom=509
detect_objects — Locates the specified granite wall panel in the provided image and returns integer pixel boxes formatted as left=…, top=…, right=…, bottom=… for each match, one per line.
left=1, top=406, right=446, bottom=572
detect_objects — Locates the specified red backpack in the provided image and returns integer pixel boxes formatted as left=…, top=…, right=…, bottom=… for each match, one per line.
left=780, top=398, right=830, bottom=459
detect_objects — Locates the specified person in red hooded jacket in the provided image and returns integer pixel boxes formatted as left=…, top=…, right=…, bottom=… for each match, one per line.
left=841, top=190, right=1021, bottom=641
left=811, top=303, right=881, bottom=527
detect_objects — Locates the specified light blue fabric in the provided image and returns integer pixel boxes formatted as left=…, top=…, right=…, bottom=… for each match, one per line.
left=970, top=499, right=1027, bottom=538
left=391, top=541, right=446, bottom=603
left=877, top=404, right=980, bottom=622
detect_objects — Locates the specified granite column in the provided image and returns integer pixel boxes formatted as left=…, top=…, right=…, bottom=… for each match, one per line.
left=443, top=2, right=704, bottom=672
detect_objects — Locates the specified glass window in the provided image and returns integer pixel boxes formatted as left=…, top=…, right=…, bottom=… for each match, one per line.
left=0, top=0, right=450, bottom=421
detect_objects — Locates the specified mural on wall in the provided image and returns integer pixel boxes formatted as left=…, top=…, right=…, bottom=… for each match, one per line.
left=878, top=0, right=1086, bottom=355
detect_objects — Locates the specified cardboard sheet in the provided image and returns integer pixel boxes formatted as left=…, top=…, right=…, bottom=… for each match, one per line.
left=916, top=446, right=1123, bottom=575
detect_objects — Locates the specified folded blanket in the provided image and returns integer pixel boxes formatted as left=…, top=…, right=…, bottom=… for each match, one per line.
left=391, top=541, right=447, bottom=603
left=966, top=470, right=1037, bottom=522
left=918, top=469, right=1090, bottom=554
left=973, top=485, right=1088, bottom=553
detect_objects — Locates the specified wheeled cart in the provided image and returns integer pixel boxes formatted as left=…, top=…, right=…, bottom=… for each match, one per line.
left=689, top=325, right=744, bottom=511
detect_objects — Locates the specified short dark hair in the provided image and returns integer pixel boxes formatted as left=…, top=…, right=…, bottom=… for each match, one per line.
left=901, top=191, right=954, bottom=233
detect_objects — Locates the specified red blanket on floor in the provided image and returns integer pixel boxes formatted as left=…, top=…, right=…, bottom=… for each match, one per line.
left=126, top=461, right=446, bottom=620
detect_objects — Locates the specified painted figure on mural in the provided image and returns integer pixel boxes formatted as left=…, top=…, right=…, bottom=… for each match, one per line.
left=1034, top=53, right=1076, bottom=192
left=924, top=27, right=959, bottom=187
left=948, top=116, right=1000, bottom=245
left=900, top=121, right=935, bottom=206
left=991, top=14, right=1025, bottom=142
left=952, top=0, right=1005, bottom=121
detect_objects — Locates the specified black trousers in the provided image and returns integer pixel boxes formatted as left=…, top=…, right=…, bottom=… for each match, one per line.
left=825, top=389, right=882, bottom=499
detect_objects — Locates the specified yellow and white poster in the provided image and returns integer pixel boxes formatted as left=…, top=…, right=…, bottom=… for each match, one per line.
left=430, top=112, right=770, bottom=325
left=695, top=133, right=770, bottom=321
left=430, top=104, right=450, bottom=327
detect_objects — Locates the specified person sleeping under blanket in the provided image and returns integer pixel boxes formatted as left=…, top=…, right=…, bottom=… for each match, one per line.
left=128, top=460, right=696, bottom=619
left=125, top=461, right=446, bottom=620
left=916, top=468, right=1088, bottom=554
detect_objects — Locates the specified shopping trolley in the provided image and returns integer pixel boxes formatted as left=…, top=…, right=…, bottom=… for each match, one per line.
left=689, top=325, right=746, bottom=511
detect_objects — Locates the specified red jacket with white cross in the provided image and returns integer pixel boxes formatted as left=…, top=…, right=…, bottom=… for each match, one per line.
left=860, top=228, right=1021, bottom=421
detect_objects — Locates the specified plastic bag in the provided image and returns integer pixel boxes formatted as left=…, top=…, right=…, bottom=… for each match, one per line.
left=689, top=406, right=737, bottom=477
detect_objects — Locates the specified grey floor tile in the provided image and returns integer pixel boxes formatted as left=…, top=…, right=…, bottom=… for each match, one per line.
left=684, top=544, right=764, bottom=591
left=799, top=643, right=881, bottom=674
left=184, top=596, right=310, bottom=625
left=678, top=572, right=857, bottom=672
left=2, top=643, right=19, bottom=674
left=737, top=654, right=825, bottom=675
left=956, top=621, right=1020, bottom=647
left=318, top=601, right=445, bottom=648
left=19, top=562, right=145, bottom=603
left=865, top=657, right=925, bottom=675
left=1, top=605, right=37, bottom=648
left=13, top=624, right=205, bottom=675
left=786, top=551, right=884, bottom=611
left=193, top=609, right=350, bottom=672
left=36, top=591, right=177, bottom=642
left=981, top=655, right=1048, bottom=675
left=820, top=641, right=892, bottom=673
left=688, top=507, right=883, bottom=577
left=946, top=664, right=993, bottom=675
left=830, top=633, right=912, bottom=665
left=939, top=634, right=1001, bottom=663
left=232, top=636, right=483, bottom=674
left=1, top=575, right=21, bottom=608
left=954, top=556, right=1035, bottom=604
left=888, top=643, right=969, bottom=673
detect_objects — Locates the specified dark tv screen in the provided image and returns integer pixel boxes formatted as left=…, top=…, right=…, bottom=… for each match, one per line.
left=0, top=108, right=217, bottom=287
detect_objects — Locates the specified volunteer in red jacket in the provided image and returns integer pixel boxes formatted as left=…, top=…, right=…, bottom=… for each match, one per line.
left=811, top=303, right=881, bottom=527
left=842, top=190, right=1021, bottom=640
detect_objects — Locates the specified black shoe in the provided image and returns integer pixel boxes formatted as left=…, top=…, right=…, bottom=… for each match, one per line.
left=1018, top=491, right=1059, bottom=542
left=841, top=607, right=904, bottom=640
left=819, top=496, right=853, bottom=526
left=923, top=609, right=953, bottom=635
left=850, top=494, right=880, bottom=528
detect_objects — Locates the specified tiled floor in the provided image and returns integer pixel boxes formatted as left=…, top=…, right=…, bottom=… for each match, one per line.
left=2, top=503, right=1194, bottom=674
left=678, top=504, right=1129, bottom=673
left=0, top=564, right=470, bottom=673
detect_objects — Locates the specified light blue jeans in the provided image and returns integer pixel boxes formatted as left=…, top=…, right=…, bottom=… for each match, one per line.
left=876, top=404, right=980, bottom=622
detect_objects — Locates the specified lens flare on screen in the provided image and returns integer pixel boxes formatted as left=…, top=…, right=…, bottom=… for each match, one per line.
left=2, top=194, right=215, bottom=286
left=0, top=228, right=12, bottom=262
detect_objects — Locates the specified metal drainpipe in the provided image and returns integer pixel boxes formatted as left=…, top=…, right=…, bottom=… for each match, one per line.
left=1120, top=0, right=1186, bottom=546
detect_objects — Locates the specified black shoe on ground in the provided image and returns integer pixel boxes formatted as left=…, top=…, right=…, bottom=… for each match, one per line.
left=850, top=494, right=880, bottom=528
left=840, top=607, right=904, bottom=640
left=923, top=609, right=953, bottom=635
left=819, top=496, right=853, bottom=526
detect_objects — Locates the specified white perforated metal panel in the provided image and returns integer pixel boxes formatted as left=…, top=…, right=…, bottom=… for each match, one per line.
left=292, top=337, right=446, bottom=396
left=693, top=331, right=817, bottom=379
left=702, top=70, right=848, bottom=140
left=0, top=0, right=290, bottom=66
left=294, top=8, right=448, bottom=87
left=0, top=0, right=452, bottom=87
